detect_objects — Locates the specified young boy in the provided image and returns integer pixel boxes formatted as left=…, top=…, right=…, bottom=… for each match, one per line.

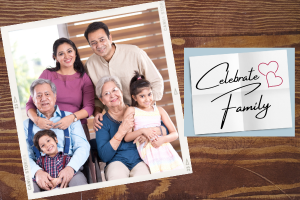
left=33, top=130, right=73, bottom=190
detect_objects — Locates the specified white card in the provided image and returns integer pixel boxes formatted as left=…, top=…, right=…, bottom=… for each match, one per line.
left=189, top=50, right=292, bottom=135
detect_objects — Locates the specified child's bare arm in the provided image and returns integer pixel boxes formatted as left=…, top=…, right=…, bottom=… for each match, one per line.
left=151, top=107, right=178, bottom=148
left=123, top=107, right=160, bottom=142
left=125, top=127, right=163, bottom=142
left=158, top=107, right=178, bottom=142
left=124, top=128, right=144, bottom=142
left=123, top=107, right=140, bottom=142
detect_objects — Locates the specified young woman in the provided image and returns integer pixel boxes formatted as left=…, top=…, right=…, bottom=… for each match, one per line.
left=26, top=37, right=94, bottom=134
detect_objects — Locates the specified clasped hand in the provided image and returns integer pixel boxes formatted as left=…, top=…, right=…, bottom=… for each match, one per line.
left=133, top=135, right=148, bottom=145
left=35, top=170, right=54, bottom=190
left=151, top=137, right=165, bottom=148
left=35, top=115, right=74, bottom=130
left=133, top=130, right=165, bottom=148
left=35, top=117, right=54, bottom=130
left=142, top=127, right=161, bottom=142
left=119, top=112, right=135, bottom=135
left=58, top=166, right=74, bottom=188
left=35, top=166, right=74, bottom=190
left=53, top=115, right=74, bottom=130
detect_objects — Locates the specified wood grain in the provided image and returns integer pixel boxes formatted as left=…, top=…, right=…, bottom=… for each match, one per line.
left=166, top=0, right=300, bottom=37
left=0, top=0, right=300, bottom=199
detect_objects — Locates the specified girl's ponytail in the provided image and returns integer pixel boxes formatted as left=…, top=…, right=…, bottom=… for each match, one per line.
left=130, top=71, right=151, bottom=106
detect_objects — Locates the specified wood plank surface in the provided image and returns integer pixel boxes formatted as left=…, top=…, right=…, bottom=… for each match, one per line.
left=0, top=0, right=300, bottom=199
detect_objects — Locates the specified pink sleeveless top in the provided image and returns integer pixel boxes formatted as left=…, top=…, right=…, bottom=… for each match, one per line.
left=134, top=105, right=161, bottom=131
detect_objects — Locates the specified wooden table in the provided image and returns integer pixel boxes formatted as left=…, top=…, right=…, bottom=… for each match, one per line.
left=0, top=0, right=299, bottom=199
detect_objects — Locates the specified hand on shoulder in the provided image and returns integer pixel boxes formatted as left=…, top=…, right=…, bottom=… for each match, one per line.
left=93, top=112, right=104, bottom=132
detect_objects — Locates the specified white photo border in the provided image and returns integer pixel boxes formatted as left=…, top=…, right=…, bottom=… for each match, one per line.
left=1, top=1, right=192, bottom=199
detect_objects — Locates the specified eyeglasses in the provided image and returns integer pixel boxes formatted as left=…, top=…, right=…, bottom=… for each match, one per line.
left=102, top=87, right=119, bottom=97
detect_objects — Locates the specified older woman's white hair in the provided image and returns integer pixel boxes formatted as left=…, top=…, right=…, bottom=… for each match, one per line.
left=96, top=75, right=122, bottom=98
left=30, top=78, right=57, bottom=97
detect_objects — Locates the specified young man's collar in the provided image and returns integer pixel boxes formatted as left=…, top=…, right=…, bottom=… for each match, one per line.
left=98, top=43, right=117, bottom=63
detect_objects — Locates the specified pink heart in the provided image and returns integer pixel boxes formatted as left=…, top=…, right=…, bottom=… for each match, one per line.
left=258, top=61, right=278, bottom=76
left=266, top=71, right=283, bottom=88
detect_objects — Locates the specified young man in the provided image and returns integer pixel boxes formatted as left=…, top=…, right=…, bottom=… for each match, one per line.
left=84, top=22, right=164, bottom=131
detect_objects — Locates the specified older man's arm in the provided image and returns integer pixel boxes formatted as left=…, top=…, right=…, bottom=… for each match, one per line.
left=138, top=48, right=164, bottom=101
left=66, top=120, right=90, bottom=171
left=24, top=120, right=44, bottom=178
left=23, top=120, right=54, bottom=190
left=58, top=119, right=90, bottom=188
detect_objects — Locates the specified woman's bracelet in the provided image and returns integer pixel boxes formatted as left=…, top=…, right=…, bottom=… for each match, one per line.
left=158, top=126, right=163, bottom=136
left=114, top=135, right=122, bottom=141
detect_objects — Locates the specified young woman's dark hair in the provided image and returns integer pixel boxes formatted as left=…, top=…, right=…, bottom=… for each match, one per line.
left=33, top=130, right=57, bottom=152
left=129, top=71, right=151, bottom=107
left=84, top=22, right=110, bottom=42
left=48, top=37, right=85, bottom=77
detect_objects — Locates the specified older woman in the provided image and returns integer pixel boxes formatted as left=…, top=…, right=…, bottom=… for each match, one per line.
left=95, top=76, right=164, bottom=180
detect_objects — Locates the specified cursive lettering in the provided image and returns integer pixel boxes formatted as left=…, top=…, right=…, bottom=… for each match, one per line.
left=196, top=62, right=260, bottom=91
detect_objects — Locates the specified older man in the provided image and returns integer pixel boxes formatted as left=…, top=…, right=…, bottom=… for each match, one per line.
left=23, top=79, right=90, bottom=192
left=84, top=22, right=164, bottom=131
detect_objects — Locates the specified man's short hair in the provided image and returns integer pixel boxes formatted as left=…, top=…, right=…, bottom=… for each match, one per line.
left=30, top=79, right=57, bottom=97
left=84, top=22, right=110, bottom=43
left=33, top=130, right=57, bottom=152
left=96, top=75, right=122, bottom=98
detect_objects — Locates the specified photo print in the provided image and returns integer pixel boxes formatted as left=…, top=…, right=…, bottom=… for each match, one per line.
left=1, top=1, right=191, bottom=199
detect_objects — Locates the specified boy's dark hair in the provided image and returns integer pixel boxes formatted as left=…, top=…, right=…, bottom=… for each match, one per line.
left=129, top=71, right=151, bottom=107
left=33, top=130, right=57, bottom=152
left=84, top=22, right=110, bottom=43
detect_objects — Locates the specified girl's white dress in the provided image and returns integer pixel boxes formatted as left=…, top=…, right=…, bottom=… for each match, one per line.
left=134, top=106, right=184, bottom=173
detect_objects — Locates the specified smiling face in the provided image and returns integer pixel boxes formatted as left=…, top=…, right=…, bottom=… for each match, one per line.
left=33, top=83, right=57, bottom=117
left=38, top=135, right=58, bottom=157
left=88, top=29, right=114, bottom=61
left=54, top=43, right=76, bottom=69
left=132, top=87, right=153, bottom=110
left=100, top=81, right=123, bottom=108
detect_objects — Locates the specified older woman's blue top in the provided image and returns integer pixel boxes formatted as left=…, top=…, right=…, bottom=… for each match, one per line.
left=96, top=113, right=142, bottom=170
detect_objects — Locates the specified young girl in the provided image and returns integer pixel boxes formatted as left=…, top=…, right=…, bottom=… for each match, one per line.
left=124, top=71, right=184, bottom=173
